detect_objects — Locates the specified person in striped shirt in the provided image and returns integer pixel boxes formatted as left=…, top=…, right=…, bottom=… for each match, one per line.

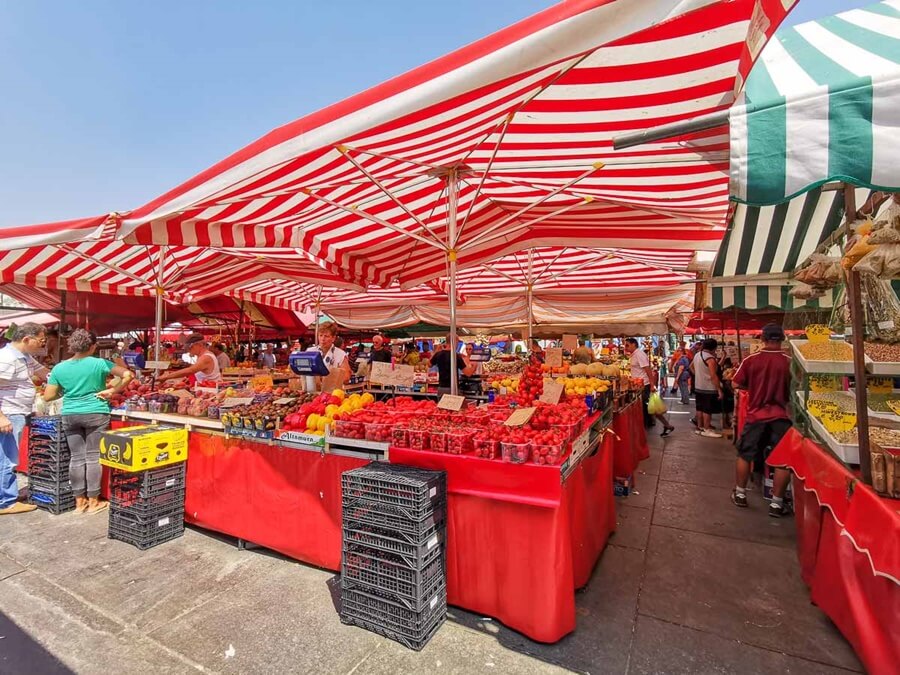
left=0, top=323, right=49, bottom=515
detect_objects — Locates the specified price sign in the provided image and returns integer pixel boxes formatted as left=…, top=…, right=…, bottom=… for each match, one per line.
left=869, top=378, right=894, bottom=393
left=562, top=334, right=579, bottom=352
left=144, top=361, right=171, bottom=370
left=249, top=375, right=274, bottom=389
left=220, top=397, right=254, bottom=408
left=806, top=324, right=832, bottom=343
left=807, top=399, right=840, bottom=418
left=821, top=411, right=857, bottom=434
left=887, top=400, right=900, bottom=416
left=545, top=348, right=563, bottom=368
left=505, top=407, right=536, bottom=426
left=273, top=397, right=296, bottom=405
left=809, top=375, right=840, bottom=393
left=163, top=389, right=194, bottom=400
left=369, top=362, right=415, bottom=387
left=539, top=380, right=564, bottom=405
left=437, top=394, right=465, bottom=411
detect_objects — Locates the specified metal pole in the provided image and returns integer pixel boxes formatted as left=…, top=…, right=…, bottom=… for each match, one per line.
left=314, top=286, right=323, bottom=346
left=734, top=306, right=743, bottom=361
left=612, top=109, right=730, bottom=150
left=848, top=271, right=872, bottom=484
left=153, top=247, right=167, bottom=371
left=57, top=290, right=67, bottom=362
left=526, top=249, right=534, bottom=344
left=447, top=169, right=460, bottom=396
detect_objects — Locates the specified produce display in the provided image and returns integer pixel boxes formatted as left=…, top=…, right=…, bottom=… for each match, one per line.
left=798, top=340, right=854, bottom=361
left=833, top=426, right=900, bottom=448
left=864, top=341, right=900, bottom=362
left=868, top=394, right=900, bottom=413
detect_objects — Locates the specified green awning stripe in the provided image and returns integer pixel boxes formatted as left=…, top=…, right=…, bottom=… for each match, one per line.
left=745, top=59, right=786, bottom=204
left=778, top=27, right=858, bottom=86
left=865, top=2, right=900, bottom=19
left=821, top=16, right=900, bottom=65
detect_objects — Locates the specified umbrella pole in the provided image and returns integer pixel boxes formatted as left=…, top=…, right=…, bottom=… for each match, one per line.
left=314, top=286, right=323, bottom=346
left=153, top=246, right=167, bottom=372
left=526, top=248, right=534, bottom=344
left=448, top=170, right=460, bottom=396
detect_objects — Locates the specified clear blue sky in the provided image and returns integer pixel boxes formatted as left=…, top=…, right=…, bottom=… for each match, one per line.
left=0, top=0, right=872, bottom=228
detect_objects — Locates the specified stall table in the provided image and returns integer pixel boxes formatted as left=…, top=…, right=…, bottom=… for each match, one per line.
left=767, top=429, right=899, bottom=675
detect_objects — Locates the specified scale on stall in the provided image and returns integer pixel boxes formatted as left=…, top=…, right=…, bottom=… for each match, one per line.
left=288, top=351, right=331, bottom=376
left=468, top=346, right=491, bottom=363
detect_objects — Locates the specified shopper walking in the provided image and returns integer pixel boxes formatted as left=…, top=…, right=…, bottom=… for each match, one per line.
left=0, top=323, right=50, bottom=515
left=623, top=338, right=674, bottom=436
left=673, top=349, right=692, bottom=405
left=43, top=330, right=134, bottom=514
left=731, top=324, right=793, bottom=517
left=691, top=338, right=723, bottom=437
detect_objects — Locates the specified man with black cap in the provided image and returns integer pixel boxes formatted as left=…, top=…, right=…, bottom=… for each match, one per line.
left=157, top=334, right=221, bottom=385
left=731, top=323, right=793, bottom=517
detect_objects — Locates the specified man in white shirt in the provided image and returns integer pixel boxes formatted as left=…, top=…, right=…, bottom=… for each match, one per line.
left=0, top=323, right=49, bottom=514
left=211, top=343, right=231, bottom=371
left=624, top=337, right=673, bottom=436
left=259, top=344, right=276, bottom=369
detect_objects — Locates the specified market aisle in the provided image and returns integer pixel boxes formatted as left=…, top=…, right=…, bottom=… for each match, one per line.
left=451, top=395, right=864, bottom=674
left=0, top=407, right=865, bottom=674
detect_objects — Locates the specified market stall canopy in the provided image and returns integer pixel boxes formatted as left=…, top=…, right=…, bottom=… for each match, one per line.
left=730, top=1, right=900, bottom=205
left=706, top=186, right=892, bottom=311
left=96, top=0, right=791, bottom=289
left=0, top=219, right=359, bottom=302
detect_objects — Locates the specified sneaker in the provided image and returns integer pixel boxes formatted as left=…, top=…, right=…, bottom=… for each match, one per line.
left=769, top=501, right=793, bottom=518
left=694, top=429, right=703, bottom=435
left=700, top=429, right=723, bottom=438
left=731, top=490, right=748, bottom=508
left=0, top=502, right=38, bottom=515
left=661, top=426, right=674, bottom=438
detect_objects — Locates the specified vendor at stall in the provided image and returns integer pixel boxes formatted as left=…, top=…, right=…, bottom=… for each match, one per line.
left=313, top=322, right=351, bottom=391
left=432, top=337, right=476, bottom=395
left=157, top=333, right=221, bottom=385
left=572, top=341, right=593, bottom=365
left=369, top=334, right=392, bottom=364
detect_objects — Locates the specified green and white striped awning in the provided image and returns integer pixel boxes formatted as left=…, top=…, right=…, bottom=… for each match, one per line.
left=707, top=187, right=877, bottom=311
left=730, top=1, right=900, bottom=206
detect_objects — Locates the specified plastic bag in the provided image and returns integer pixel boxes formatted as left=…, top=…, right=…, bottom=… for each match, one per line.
left=789, top=283, right=824, bottom=300
left=647, top=392, right=667, bottom=415
left=842, top=234, right=877, bottom=269
left=854, top=244, right=900, bottom=278
left=868, top=226, right=900, bottom=245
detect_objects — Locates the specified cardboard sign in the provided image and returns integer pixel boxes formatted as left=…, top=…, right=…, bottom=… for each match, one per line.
left=144, top=361, right=171, bottom=370
left=504, top=407, right=536, bottom=426
left=870, top=378, right=894, bottom=393
left=163, top=389, right=194, bottom=400
left=545, top=348, right=563, bottom=368
left=249, top=375, right=274, bottom=389
left=562, top=334, right=579, bottom=352
left=437, top=394, right=465, bottom=411
left=369, top=362, right=416, bottom=388
left=539, top=380, right=564, bottom=405
left=220, top=397, right=254, bottom=408
left=273, top=397, right=296, bottom=405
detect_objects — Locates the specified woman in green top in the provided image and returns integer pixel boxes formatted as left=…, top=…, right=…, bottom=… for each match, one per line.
left=43, top=330, right=133, bottom=514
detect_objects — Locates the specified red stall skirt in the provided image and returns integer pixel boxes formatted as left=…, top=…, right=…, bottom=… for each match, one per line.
left=768, top=429, right=899, bottom=675
left=612, top=400, right=649, bottom=481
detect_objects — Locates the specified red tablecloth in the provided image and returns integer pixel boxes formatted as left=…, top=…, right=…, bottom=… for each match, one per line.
left=389, top=429, right=616, bottom=642
left=767, top=429, right=899, bottom=675
left=612, top=400, right=649, bottom=480
left=183, top=433, right=368, bottom=571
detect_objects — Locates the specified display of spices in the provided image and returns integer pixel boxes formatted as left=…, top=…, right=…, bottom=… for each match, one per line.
left=833, top=426, right=900, bottom=448
left=808, top=392, right=857, bottom=413
left=864, top=341, right=900, bottom=362
left=798, top=340, right=854, bottom=361
left=868, top=394, right=900, bottom=413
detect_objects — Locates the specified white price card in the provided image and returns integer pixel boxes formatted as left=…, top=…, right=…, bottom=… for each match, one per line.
left=437, top=394, right=465, bottom=411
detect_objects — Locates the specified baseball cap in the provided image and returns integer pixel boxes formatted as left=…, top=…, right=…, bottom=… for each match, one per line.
left=762, top=323, right=786, bottom=342
left=184, top=333, right=207, bottom=347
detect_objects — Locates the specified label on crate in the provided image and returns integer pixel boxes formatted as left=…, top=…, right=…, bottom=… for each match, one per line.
left=165, top=479, right=176, bottom=488
left=572, top=429, right=590, bottom=456
left=544, top=348, right=563, bottom=368
left=426, top=535, right=439, bottom=550
left=429, top=487, right=437, bottom=498
left=505, top=407, right=536, bottom=426
left=430, top=595, right=439, bottom=610
left=276, top=430, right=326, bottom=448
left=437, top=394, right=465, bottom=411
left=158, top=517, right=170, bottom=527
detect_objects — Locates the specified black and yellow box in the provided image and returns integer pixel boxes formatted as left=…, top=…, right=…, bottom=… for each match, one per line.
left=99, top=424, right=188, bottom=472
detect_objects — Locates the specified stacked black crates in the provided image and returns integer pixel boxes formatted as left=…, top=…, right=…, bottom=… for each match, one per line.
left=27, top=416, right=75, bottom=514
left=341, top=463, right=447, bottom=651
left=108, top=463, right=186, bottom=549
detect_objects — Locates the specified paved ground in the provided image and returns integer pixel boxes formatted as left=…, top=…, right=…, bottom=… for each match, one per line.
left=0, top=397, right=862, bottom=675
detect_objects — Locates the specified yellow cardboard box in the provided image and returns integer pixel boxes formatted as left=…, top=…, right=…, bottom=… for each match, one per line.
left=99, top=425, right=188, bottom=472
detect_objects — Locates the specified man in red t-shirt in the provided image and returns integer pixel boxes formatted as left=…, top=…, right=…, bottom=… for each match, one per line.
left=731, top=324, right=793, bottom=517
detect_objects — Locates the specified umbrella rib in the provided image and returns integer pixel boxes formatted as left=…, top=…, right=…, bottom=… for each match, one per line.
left=531, top=246, right=570, bottom=284
left=55, top=245, right=159, bottom=292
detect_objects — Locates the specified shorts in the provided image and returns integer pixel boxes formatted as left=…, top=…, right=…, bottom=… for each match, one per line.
left=694, top=391, right=720, bottom=415
left=737, top=419, right=792, bottom=464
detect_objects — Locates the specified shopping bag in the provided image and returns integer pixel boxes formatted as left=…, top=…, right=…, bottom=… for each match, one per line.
left=647, top=392, right=667, bottom=415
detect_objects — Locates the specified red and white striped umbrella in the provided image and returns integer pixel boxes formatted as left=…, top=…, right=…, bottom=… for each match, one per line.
left=109, top=0, right=792, bottom=289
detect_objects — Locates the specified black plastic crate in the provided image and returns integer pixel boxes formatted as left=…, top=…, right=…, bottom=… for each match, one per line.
left=110, top=488, right=185, bottom=520
left=29, top=489, right=75, bottom=514
left=28, top=429, right=66, bottom=444
left=340, top=585, right=446, bottom=651
left=109, top=463, right=186, bottom=498
left=28, top=475, right=73, bottom=494
left=26, top=463, right=70, bottom=481
left=30, top=416, right=63, bottom=433
left=342, top=548, right=444, bottom=611
left=108, top=511, right=184, bottom=550
left=342, top=464, right=446, bottom=513
left=342, top=500, right=445, bottom=537
left=343, top=522, right=442, bottom=559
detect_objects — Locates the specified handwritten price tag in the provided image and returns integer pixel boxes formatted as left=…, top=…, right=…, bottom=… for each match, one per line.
left=545, top=348, right=563, bottom=368
left=273, top=397, right=296, bottom=405
left=220, top=397, right=254, bottom=408
left=809, top=375, right=840, bottom=393
left=562, top=334, right=579, bottom=352
left=539, top=380, right=564, bottom=404
left=887, top=400, right=900, bottom=416
left=437, top=394, right=465, bottom=411
left=369, top=362, right=415, bottom=387
left=821, top=411, right=857, bottom=434
left=505, top=407, right=536, bottom=426
left=806, top=324, right=832, bottom=344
